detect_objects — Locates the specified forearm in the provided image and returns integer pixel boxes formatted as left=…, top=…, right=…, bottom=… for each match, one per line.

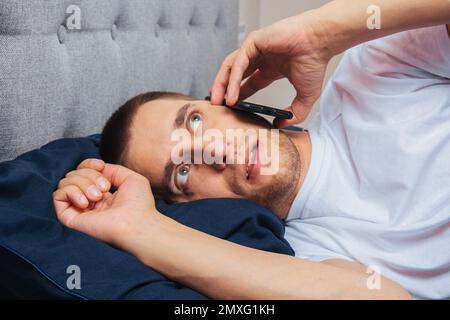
left=123, top=212, right=410, bottom=300
left=312, top=0, right=450, bottom=56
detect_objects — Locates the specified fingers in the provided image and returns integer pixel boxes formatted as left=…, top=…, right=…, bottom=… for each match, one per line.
left=211, top=61, right=258, bottom=106
left=211, top=50, right=237, bottom=105
left=93, top=192, right=114, bottom=210
left=53, top=185, right=93, bottom=228
left=211, top=32, right=263, bottom=106
left=66, top=168, right=110, bottom=193
left=53, top=167, right=112, bottom=227
left=226, top=32, right=263, bottom=106
left=273, top=95, right=314, bottom=128
left=58, top=175, right=105, bottom=202
left=53, top=185, right=89, bottom=213
left=55, top=165, right=111, bottom=212
left=101, top=163, right=149, bottom=189
left=238, top=70, right=278, bottom=101
left=77, top=158, right=105, bottom=171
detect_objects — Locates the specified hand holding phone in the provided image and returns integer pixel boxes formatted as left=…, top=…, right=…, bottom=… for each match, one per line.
left=205, top=96, right=293, bottom=120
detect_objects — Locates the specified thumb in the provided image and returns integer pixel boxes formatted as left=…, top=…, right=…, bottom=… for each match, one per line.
left=273, top=95, right=313, bottom=128
left=101, top=163, right=150, bottom=190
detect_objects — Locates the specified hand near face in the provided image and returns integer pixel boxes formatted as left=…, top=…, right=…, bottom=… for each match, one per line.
left=211, top=11, right=331, bottom=127
left=52, top=159, right=158, bottom=250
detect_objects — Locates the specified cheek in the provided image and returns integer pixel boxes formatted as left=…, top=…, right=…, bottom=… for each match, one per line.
left=207, top=107, right=265, bottom=131
left=188, top=168, right=237, bottom=198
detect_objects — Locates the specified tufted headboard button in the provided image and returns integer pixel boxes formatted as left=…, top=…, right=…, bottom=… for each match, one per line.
left=187, top=14, right=196, bottom=36
left=154, top=23, right=160, bottom=37
left=0, top=0, right=239, bottom=162
left=57, top=25, right=67, bottom=44
left=214, top=14, right=222, bottom=31
left=111, top=24, right=118, bottom=40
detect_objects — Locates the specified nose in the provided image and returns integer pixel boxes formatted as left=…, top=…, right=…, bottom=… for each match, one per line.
left=198, top=139, right=227, bottom=171
left=212, top=157, right=227, bottom=170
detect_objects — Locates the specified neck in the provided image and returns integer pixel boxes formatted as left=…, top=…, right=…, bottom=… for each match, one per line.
left=274, top=129, right=312, bottom=220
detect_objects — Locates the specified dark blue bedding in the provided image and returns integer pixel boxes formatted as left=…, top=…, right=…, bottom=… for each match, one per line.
left=0, top=135, right=294, bottom=299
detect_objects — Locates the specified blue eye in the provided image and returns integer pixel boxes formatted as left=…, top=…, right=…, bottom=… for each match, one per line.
left=189, top=113, right=202, bottom=131
left=176, top=165, right=190, bottom=187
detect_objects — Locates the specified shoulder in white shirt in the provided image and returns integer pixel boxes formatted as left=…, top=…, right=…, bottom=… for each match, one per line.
left=285, top=25, right=450, bottom=299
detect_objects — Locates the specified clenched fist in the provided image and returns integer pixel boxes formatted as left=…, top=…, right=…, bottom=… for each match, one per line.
left=53, top=158, right=160, bottom=251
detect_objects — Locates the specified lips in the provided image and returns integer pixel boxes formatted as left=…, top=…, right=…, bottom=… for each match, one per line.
left=245, top=140, right=260, bottom=180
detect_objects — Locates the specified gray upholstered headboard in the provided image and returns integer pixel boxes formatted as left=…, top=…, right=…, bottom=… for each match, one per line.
left=0, top=0, right=238, bottom=161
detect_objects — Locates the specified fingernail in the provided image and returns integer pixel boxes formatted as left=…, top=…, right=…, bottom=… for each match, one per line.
left=87, top=185, right=101, bottom=197
left=97, top=177, right=108, bottom=190
left=91, top=159, right=103, bottom=168
left=79, top=194, right=88, bottom=205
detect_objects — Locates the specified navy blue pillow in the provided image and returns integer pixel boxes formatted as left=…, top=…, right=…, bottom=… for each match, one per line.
left=0, top=135, right=293, bottom=299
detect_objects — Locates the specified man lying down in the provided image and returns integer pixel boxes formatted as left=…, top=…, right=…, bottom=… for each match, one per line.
left=53, top=26, right=449, bottom=300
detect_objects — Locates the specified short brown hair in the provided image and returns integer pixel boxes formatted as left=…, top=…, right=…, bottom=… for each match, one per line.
left=100, top=91, right=195, bottom=202
left=99, top=91, right=194, bottom=165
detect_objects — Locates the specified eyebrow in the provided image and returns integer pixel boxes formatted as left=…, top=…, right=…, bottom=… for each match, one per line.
left=161, top=103, right=193, bottom=195
left=173, top=103, right=191, bottom=130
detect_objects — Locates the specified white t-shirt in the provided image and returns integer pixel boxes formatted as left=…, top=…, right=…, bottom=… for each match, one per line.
left=285, top=25, right=450, bottom=299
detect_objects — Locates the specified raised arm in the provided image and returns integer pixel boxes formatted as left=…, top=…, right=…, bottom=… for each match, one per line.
left=53, top=160, right=411, bottom=299
left=312, top=0, right=450, bottom=57
left=211, top=0, right=450, bottom=127
left=126, top=211, right=410, bottom=299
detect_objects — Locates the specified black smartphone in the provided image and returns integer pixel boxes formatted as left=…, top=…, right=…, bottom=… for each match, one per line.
left=205, top=96, right=293, bottom=120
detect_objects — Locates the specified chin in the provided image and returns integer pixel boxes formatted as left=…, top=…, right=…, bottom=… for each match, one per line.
left=229, top=131, right=301, bottom=207
left=252, top=160, right=300, bottom=207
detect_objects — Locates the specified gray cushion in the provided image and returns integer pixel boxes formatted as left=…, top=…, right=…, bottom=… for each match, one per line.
left=0, top=0, right=238, bottom=161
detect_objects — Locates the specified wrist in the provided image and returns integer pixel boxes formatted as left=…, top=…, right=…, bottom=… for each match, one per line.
left=118, top=209, right=169, bottom=259
left=293, top=8, right=341, bottom=62
left=304, top=7, right=350, bottom=58
left=308, top=0, right=380, bottom=57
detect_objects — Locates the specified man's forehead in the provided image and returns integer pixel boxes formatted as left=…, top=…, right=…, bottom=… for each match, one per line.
left=127, top=98, right=194, bottom=183
left=138, top=98, right=187, bottom=121
left=140, top=97, right=199, bottom=121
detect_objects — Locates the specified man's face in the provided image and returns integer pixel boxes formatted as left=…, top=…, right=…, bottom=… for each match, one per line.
left=125, top=98, right=300, bottom=215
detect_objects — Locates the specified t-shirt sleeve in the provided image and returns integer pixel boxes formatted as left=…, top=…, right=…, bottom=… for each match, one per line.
left=284, top=221, right=358, bottom=263
left=362, top=24, right=450, bottom=79
left=318, top=25, right=450, bottom=127
left=295, top=247, right=356, bottom=263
